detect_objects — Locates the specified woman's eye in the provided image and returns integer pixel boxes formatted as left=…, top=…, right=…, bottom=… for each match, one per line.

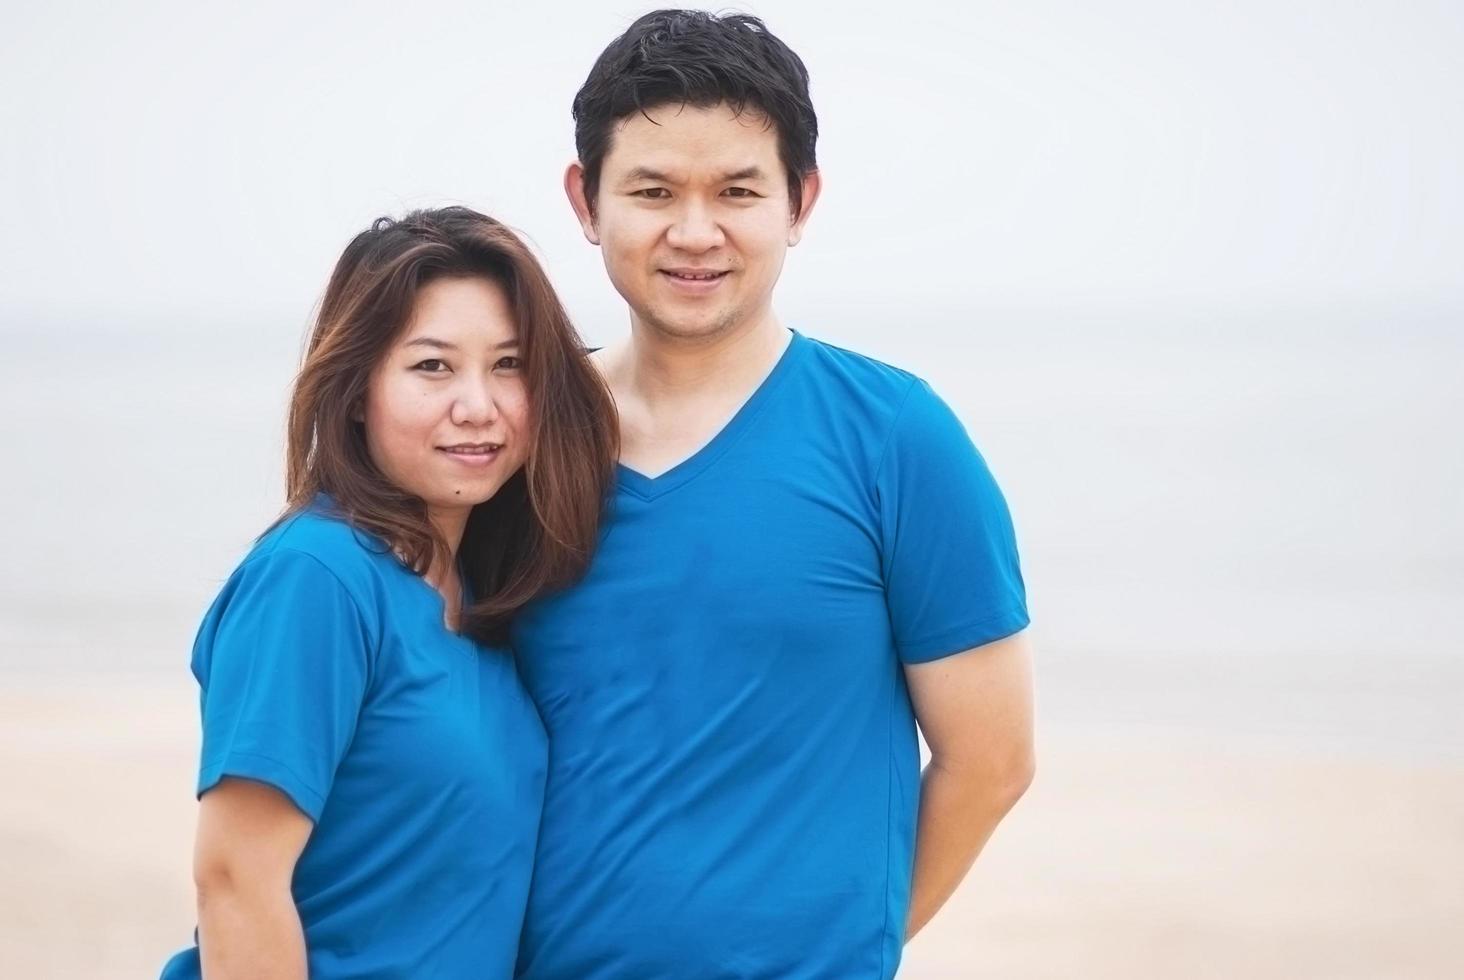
left=413, top=359, right=449, bottom=373
left=496, top=356, right=522, bottom=371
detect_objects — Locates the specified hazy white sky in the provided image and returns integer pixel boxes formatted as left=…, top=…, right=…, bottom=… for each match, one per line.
left=2, top=0, right=1460, bottom=343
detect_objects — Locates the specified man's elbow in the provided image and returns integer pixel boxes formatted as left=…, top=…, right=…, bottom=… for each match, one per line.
left=978, top=736, right=1037, bottom=812
left=934, top=739, right=1035, bottom=813
left=998, top=743, right=1036, bottom=810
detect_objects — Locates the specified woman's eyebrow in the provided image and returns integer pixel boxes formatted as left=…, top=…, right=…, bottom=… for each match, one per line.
left=404, top=337, right=519, bottom=350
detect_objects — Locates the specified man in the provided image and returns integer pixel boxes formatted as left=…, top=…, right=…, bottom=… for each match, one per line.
left=511, top=10, right=1035, bottom=978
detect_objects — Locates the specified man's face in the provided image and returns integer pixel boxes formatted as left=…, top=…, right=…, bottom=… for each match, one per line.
left=571, top=103, right=817, bottom=343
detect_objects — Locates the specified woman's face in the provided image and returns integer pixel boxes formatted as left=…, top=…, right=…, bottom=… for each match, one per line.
left=362, top=275, right=530, bottom=533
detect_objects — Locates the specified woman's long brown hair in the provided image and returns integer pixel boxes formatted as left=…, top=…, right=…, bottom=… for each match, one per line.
left=283, top=207, right=617, bottom=644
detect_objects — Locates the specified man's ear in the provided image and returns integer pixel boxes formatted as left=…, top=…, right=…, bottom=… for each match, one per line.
left=788, top=169, right=823, bottom=247
left=564, top=162, right=600, bottom=245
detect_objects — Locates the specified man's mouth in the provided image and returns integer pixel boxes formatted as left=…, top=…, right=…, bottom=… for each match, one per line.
left=661, top=268, right=729, bottom=283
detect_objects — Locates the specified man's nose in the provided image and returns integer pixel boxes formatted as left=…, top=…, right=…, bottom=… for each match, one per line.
left=666, top=200, right=725, bottom=252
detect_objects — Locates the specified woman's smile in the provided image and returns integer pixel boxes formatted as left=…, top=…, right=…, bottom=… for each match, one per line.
left=438, top=442, right=505, bottom=467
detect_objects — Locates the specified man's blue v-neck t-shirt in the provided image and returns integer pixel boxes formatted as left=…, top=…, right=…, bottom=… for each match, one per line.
left=512, top=331, right=1029, bottom=979
left=161, top=502, right=547, bottom=979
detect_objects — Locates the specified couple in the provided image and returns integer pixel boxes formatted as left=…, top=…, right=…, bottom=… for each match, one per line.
left=162, top=10, right=1035, bottom=979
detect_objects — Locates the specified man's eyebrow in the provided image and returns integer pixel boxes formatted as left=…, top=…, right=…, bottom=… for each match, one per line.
left=619, top=166, right=769, bottom=184
left=622, top=166, right=677, bottom=184
left=721, top=166, right=768, bottom=182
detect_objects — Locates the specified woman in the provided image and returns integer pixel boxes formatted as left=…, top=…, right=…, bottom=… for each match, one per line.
left=160, top=207, right=616, bottom=979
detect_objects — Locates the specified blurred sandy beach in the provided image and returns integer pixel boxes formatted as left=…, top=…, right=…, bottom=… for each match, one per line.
left=3, top=677, right=1460, bottom=979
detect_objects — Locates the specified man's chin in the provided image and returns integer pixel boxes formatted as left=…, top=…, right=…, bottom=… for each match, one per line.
left=638, top=306, right=743, bottom=342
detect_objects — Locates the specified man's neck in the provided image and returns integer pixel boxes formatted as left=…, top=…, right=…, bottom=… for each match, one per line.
left=615, top=312, right=790, bottom=407
left=600, top=309, right=795, bottom=479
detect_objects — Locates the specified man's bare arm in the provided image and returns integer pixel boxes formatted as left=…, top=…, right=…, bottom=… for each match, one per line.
left=904, top=629, right=1035, bottom=940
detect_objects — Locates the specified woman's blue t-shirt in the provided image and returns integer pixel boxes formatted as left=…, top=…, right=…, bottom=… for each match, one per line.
left=161, top=503, right=546, bottom=979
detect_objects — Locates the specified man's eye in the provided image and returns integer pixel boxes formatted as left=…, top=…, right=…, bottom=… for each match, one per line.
left=413, top=359, right=449, bottom=373
left=496, top=356, right=522, bottom=371
left=634, top=188, right=670, bottom=200
left=724, top=187, right=758, bottom=198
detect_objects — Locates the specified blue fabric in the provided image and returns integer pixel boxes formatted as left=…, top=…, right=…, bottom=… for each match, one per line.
left=161, top=502, right=546, bottom=980
left=512, top=331, right=1028, bottom=979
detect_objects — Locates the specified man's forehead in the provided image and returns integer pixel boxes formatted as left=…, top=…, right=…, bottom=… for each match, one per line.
left=602, top=105, right=780, bottom=177
left=613, top=162, right=773, bottom=184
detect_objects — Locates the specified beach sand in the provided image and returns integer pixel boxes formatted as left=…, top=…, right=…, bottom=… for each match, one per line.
left=2, top=677, right=1461, bottom=979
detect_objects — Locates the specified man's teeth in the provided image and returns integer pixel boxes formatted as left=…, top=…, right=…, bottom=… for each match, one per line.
left=669, top=271, right=722, bottom=280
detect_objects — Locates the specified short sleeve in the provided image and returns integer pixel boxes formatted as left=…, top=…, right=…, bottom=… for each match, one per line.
left=877, top=379, right=1029, bottom=663
left=191, top=548, right=373, bottom=821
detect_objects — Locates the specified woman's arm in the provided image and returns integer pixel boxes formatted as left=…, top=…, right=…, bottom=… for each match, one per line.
left=193, top=777, right=313, bottom=980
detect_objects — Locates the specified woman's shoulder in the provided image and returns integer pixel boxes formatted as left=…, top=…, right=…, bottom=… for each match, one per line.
left=189, top=501, right=396, bottom=684
left=239, top=500, right=392, bottom=608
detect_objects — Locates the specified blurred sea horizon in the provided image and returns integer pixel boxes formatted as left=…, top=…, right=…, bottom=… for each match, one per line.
left=4, top=302, right=1462, bottom=762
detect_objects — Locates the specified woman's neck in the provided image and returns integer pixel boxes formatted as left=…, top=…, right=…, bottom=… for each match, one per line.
left=425, top=506, right=468, bottom=626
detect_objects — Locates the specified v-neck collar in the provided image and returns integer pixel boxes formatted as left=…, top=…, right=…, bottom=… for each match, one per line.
left=616, top=330, right=808, bottom=501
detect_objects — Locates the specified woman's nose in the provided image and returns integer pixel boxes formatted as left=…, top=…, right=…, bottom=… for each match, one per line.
left=451, top=380, right=499, bottom=427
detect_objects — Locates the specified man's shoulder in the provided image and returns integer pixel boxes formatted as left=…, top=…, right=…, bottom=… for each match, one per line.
left=795, top=333, right=984, bottom=471
left=797, top=333, right=923, bottom=410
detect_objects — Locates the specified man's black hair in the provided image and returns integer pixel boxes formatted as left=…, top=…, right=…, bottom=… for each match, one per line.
left=572, top=9, right=819, bottom=217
